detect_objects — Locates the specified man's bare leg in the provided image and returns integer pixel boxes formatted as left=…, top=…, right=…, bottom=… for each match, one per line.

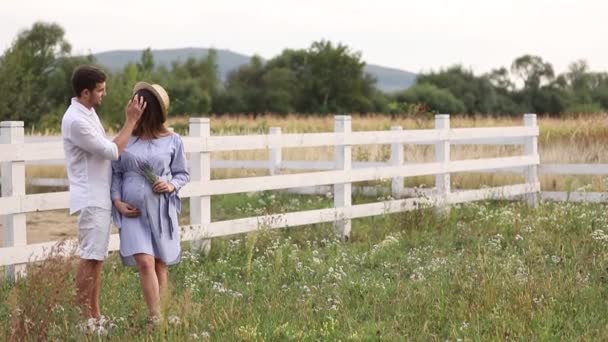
left=91, top=260, right=104, bottom=318
left=76, top=259, right=103, bottom=319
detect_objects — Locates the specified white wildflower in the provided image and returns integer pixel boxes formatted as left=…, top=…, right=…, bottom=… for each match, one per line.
left=592, top=229, right=608, bottom=243
left=459, top=321, right=469, bottom=331
left=371, top=235, right=399, bottom=254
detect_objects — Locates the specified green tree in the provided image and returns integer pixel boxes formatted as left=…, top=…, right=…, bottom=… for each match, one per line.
left=487, top=67, right=515, bottom=92
left=590, top=73, right=608, bottom=110
left=558, top=60, right=608, bottom=113
left=137, top=48, right=155, bottom=74
left=261, top=67, right=297, bottom=114
left=508, top=55, right=565, bottom=114
left=216, top=55, right=262, bottom=114
left=416, top=65, right=499, bottom=114
left=511, top=55, right=555, bottom=91
left=305, top=40, right=374, bottom=113
left=216, top=40, right=378, bottom=115
left=264, top=48, right=310, bottom=112
left=218, top=56, right=299, bottom=115
left=0, top=22, right=72, bottom=126
left=165, top=52, right=219, bottom=115
left=395, top=83, right=466, bottom=114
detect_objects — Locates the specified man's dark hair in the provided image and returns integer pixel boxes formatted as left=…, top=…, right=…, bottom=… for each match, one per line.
left=71, top=66, right=107, bottom=97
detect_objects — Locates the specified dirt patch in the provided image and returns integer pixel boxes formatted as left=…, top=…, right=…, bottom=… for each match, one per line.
left=0, top=210, right=118, bottom=245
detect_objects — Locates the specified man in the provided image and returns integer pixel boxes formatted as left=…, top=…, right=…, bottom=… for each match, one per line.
left=61, top=66, right=146, bottom=319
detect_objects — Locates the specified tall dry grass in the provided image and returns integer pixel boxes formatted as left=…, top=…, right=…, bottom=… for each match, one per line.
left=181, top=114, right=608, bottom=191
left=18, top=113, right=608, bottom=192
left=3, top=241, right=81, bottom=340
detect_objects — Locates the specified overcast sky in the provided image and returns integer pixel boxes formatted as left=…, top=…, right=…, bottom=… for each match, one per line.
left=1, top=0, right=606, bottom=74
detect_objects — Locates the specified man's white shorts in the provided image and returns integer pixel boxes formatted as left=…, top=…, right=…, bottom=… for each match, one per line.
left=77, top=207, right=111, bottom=261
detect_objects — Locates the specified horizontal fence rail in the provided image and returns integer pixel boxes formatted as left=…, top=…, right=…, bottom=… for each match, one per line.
left=0, top=127, right=539, bottom=163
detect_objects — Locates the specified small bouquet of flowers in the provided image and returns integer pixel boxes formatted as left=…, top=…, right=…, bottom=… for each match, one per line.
left=135, top=158, right=159, bottom=185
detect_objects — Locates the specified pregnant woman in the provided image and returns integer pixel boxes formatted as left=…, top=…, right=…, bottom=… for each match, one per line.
left=111, top=82, right=189, bottom=322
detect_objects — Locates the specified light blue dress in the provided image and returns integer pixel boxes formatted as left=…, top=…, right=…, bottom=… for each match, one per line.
left=111, top=134, right=189, bottom=266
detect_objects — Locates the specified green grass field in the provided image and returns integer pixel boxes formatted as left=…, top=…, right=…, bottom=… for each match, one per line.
left=2, top=191, right=608, bottom=340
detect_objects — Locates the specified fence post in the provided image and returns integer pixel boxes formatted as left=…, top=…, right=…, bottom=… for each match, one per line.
left=524, top=113, right=539, bottom=207
left=390, top=126, right=404, bottom=198
left=1, top=121, right=27, bottom=280
left=189, top=118, right=211, bottom=255
left=334, top=115, right=352, bottom=241
left=435, top=114, right=451, bottom=216
left=269, top=127, right=282, bottom=176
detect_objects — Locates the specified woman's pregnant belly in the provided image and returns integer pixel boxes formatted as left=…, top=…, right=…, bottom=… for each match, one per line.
left=121, top=175, right=155, bottom=209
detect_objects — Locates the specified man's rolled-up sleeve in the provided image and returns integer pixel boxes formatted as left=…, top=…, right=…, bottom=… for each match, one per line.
left=70, top=120, right=118, bottom=160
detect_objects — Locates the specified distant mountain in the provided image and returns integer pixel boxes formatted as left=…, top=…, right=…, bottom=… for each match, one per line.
left=92, top=48, right=416, bottom=92
left=363, top=64, right=417, bottom=93
left=93, top=48, right=251, bottom=82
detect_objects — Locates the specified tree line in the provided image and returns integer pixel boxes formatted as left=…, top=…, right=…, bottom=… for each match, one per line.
left=1, top=22, right=606, bottom=130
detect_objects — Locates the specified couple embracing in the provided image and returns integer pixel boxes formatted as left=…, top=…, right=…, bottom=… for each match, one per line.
left=61, top=65, right=189, bottom=323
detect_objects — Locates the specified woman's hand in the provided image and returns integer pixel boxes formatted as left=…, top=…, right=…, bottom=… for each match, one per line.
left=114, top=200, right=141, bottom=217
left=152, top=180, right=175, bottom=193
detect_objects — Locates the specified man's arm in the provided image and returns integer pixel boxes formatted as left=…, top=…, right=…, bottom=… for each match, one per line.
left=70, top=95, right=146, bottom=160
left=70, top=120, right=119, bottom=160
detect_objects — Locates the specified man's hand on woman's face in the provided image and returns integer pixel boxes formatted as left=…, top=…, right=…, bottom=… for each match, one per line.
left=125, top=95, right=146, bottom=124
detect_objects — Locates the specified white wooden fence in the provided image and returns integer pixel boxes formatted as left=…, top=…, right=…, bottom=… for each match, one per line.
left=0, top=114, right=554, bottom=280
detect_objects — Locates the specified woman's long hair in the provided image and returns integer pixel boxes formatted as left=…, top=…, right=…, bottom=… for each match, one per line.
left=132, top=89, right=169, bottom=139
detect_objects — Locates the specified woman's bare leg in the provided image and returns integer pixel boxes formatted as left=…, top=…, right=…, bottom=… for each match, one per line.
left=155, top=259, right=168, bottom=298
left=133, top=254, right=160, bottom=318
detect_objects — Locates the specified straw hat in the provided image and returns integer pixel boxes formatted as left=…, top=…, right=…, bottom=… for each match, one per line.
left=132, top=82, right=170, bottom=120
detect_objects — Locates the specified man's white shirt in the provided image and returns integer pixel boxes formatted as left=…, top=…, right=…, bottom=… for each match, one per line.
left=61, top=98, right=118, bottom=214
